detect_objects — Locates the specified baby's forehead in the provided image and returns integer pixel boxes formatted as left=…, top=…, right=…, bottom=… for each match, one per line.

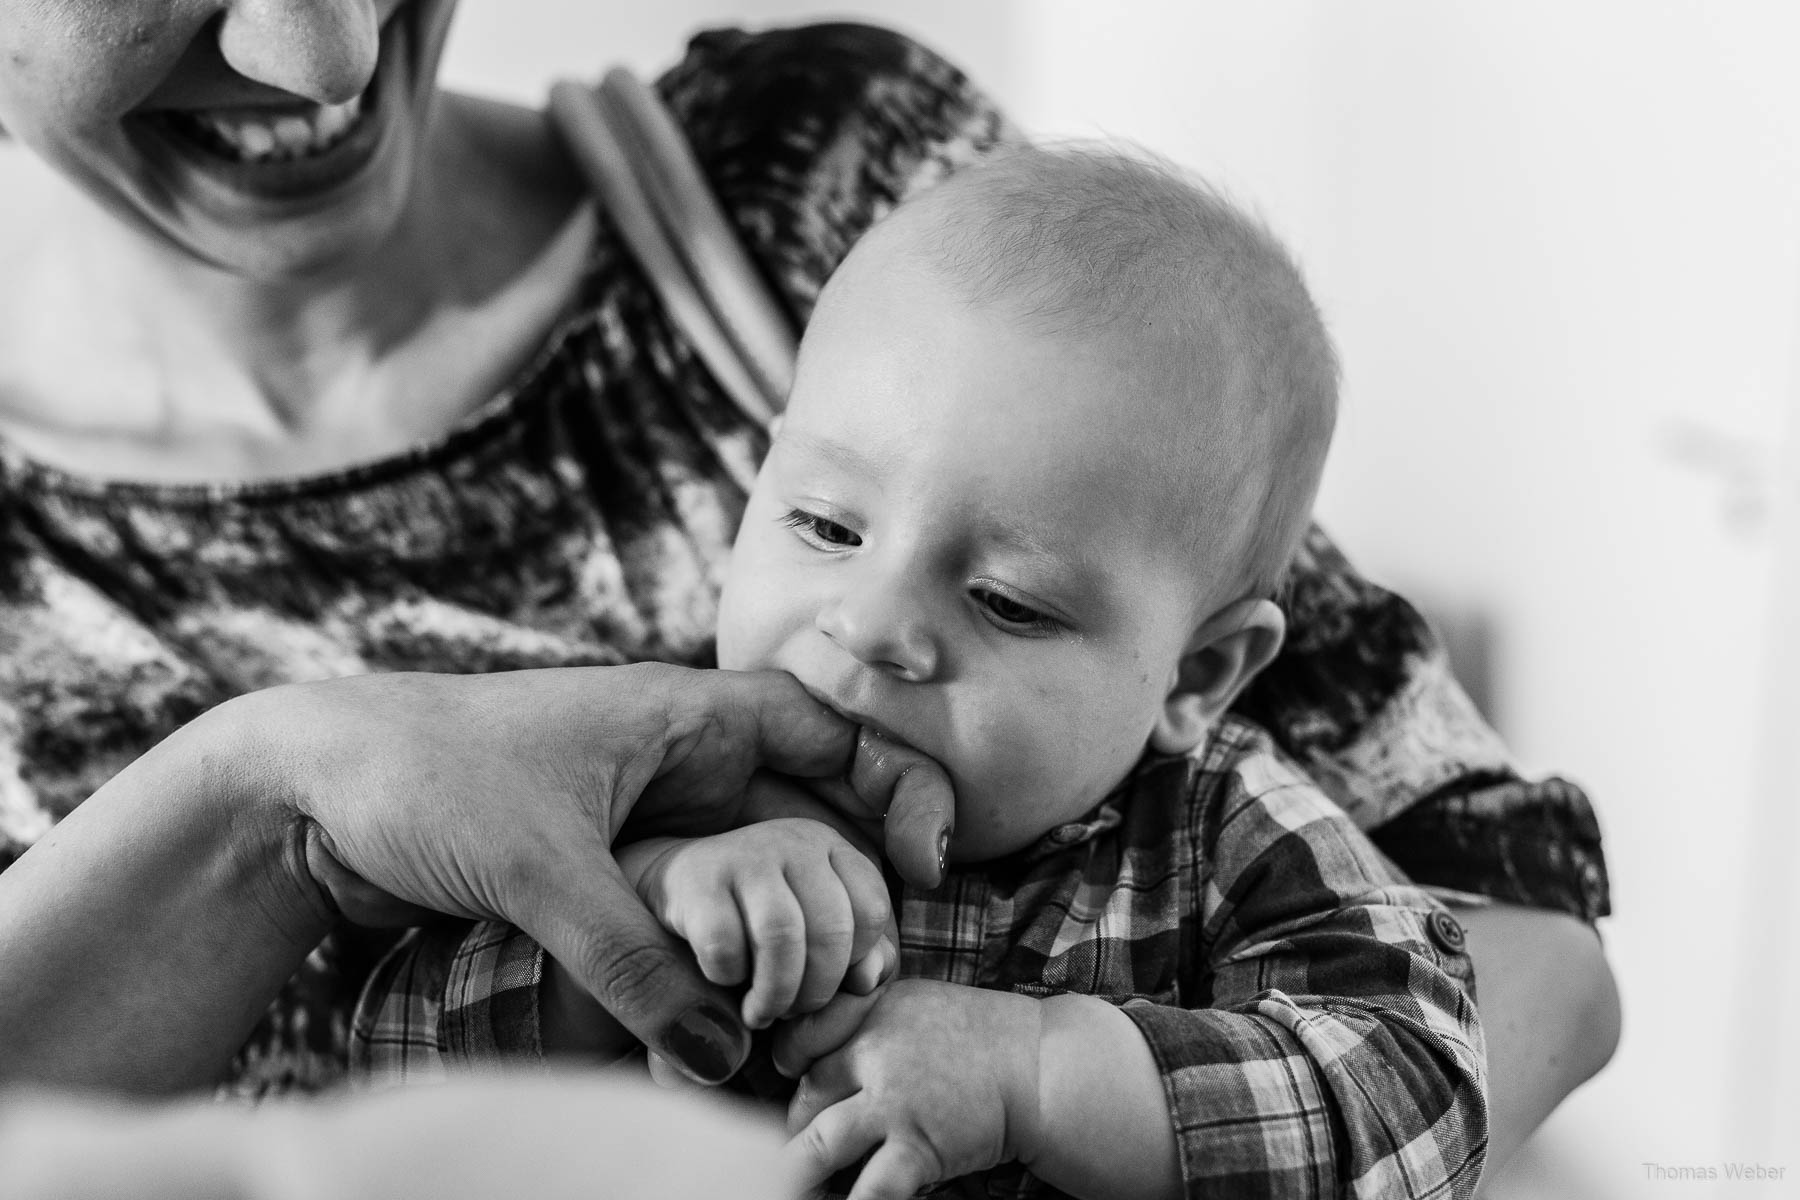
left=781, top=353, right=1257, bottom=581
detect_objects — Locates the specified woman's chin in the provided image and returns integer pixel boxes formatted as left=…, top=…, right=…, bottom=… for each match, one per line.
left=116, top=5, right=434, bottom=281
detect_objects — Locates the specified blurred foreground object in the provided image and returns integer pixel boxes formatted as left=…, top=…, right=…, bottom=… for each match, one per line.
left=0, top=1073, right=793, bottom=1200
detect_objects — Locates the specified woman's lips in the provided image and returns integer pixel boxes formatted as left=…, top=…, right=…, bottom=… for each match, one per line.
left=130, top=10, right=407, bottom=204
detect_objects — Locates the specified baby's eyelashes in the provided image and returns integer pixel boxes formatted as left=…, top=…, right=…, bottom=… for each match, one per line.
left=970, top=587, right=1060, bottom=636
left=781, top=507, right=862, bottom=549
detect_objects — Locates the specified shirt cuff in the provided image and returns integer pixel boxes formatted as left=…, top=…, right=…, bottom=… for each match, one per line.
left=440, top=920, right=547, bottom=1061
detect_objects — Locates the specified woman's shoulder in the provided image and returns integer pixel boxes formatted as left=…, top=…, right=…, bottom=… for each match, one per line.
left=658, top=23, right=1015, bottom=315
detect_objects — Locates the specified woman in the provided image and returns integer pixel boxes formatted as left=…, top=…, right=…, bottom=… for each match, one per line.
left=0, top=0, right=1615, bottom=1169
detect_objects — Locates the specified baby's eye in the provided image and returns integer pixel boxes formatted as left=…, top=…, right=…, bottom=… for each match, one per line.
left=780, top=508, right=862, bottom=549
left=972, top=588, right=1058, bottom=635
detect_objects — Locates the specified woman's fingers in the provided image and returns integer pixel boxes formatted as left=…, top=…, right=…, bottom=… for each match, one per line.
left=646, top=1051, right=711, bottom=1093
left=847, top=729, right=955, bottom=890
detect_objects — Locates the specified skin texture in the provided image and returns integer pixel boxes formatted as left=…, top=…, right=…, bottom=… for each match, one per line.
left=0, top=0, right=1617, bottom=1188
left=0, top=663, right=955, bottom=1091
left=716, top=223, right=1286, bottom=863
left=623, top=819, right=893, bottom=1029
left=0, top=0, right=592, bottom=482
left=0, top=0, right=441, bottom=276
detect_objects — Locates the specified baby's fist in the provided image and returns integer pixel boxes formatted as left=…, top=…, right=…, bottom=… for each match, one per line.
left=637, top=819, right=892, bottom=1028
left=780, top=980, right=1044, bottom=1200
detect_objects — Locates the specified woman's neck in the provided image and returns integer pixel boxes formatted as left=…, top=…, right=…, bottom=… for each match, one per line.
left=0, top=92, right=592, bottom=482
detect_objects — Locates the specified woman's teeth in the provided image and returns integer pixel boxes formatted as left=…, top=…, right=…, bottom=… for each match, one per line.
left=177, top=95, right=366, bottom=163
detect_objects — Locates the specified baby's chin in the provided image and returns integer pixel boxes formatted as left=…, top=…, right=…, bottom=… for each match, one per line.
left=942, top=796, right=1078, bottom=865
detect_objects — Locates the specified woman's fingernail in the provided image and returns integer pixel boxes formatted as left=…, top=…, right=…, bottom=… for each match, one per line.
left=936, top=825, right=951, bottom=874
left=660, top=1002, right=747, bottom=1085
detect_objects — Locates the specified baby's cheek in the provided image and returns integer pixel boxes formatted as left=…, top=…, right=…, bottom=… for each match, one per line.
left=957, top=701, right=1088, bottom=812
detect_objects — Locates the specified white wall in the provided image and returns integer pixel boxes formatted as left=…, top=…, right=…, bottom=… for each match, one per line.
left=1021, top=7, right=1800, bottom=1191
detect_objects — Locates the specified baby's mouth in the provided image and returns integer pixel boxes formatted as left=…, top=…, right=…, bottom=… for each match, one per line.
left=801, top=684, right=911, bottom=750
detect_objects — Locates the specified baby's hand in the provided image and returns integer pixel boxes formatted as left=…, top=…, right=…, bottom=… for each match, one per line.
left=630, top=819, right=894, bottom=1029
left=774, top=980, right=1044, bottom=1200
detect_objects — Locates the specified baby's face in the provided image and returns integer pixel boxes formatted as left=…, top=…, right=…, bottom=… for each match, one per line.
left=718, top=247, right=1225, bottom=862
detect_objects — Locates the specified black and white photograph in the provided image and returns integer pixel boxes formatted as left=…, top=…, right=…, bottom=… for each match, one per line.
left=0, top=3, right=1792, bottom=1197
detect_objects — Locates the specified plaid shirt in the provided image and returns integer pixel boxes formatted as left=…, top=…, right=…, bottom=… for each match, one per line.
left=353, top=716, right=1487, bottom=1199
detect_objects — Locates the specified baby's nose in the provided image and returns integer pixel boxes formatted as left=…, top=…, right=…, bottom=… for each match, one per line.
left=816, top=582, right=940, bottom=682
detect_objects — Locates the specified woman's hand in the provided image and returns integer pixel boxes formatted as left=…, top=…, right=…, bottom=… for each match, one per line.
left=0, top=663, right=954, bottom=1092
left=270, top=664, right=949, bottom=1083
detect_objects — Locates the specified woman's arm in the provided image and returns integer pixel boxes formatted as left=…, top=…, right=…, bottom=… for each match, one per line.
left=1459, top=903, right=1621, bottom=1171
left=0, top=695, right=332, bottom=1092
left=0, top=666, right=955, bottom=1094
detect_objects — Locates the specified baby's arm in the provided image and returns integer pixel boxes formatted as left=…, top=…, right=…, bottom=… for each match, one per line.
left=780, top=753, right=1486, bottom=1200
left=1027, top=786, right=1488, bottom=1199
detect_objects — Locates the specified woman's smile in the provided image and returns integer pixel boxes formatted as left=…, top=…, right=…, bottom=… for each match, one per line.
left=0, top=0, right=457, bottom=274
left=129, top=11, right=408, bottom=206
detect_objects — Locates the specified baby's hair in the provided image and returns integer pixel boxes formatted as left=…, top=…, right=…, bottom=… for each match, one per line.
left=881, top=144, right=1339, bottom=602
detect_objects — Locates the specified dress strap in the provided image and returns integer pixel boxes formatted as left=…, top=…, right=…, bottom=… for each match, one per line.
left=548, top=70, right=796, bottom=437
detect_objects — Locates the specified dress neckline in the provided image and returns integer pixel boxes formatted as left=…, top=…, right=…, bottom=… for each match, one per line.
left=0, top=206, right=604, bottom=512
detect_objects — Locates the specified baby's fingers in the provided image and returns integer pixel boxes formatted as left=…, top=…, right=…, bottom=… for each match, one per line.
left=772, top=990, right=880, bottom=1081
left=783, top=1095, right=878, bottom=1195
left=680, top=905, right=750, bottom=990
left=847, top=1140, right=942, bottom=1200
left=841, top=934, right=896, bottom=997
left=832, top=844, right=892, bottom=985
left=737, top=874, right=808, bottom=1029
left=782, top=857, right=863, bottom=1016
left=785, top=1098, right=941, bottom=1200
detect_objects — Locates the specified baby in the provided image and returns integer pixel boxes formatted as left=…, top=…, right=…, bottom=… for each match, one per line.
left=621, top=146, right=1488, bottom=1199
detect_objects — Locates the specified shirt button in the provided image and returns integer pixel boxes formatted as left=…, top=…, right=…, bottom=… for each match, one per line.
left=1427, top=909, right=1468, bottom=954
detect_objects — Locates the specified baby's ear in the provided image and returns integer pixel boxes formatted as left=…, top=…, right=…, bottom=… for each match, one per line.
left=1150, top=598, right=1286, bottom=755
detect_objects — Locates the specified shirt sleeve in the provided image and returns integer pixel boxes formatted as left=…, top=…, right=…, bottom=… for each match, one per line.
left=349, top=921, right=545, bottom=1084
left=1118, top=741, right=1489, bottom=1199
left=1236, top=524, right=1611, bottom=920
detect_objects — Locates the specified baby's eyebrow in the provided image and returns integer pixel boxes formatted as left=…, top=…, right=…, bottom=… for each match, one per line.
left=976, top=523, right=1111, bottom=611
left=775, top=427, right=895, bottom=479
